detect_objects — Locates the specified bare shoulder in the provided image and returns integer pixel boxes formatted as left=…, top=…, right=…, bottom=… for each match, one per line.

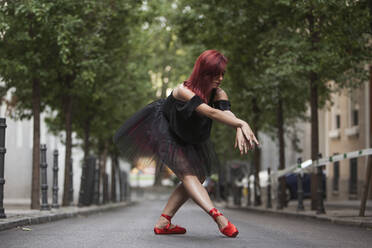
left=173, top=84, right=196, bottom=101
left=214, top=87, right=229, bottom=101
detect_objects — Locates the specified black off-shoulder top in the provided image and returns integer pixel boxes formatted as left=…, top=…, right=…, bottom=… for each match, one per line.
left=162, top=88, right=231, bottom=144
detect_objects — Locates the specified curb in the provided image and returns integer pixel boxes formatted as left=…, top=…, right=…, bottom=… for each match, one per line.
left=0, top=201, right=136, bottom=232
left=227, top=205, right=372, bottom=229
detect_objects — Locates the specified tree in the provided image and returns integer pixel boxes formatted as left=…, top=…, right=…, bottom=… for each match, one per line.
left=0, top=0, right=57, bottom=209
left=174, top=0, right=310, bottom=205
left=270, top=0, right=369, bottom=209
left=129, top=0, right=202, bottom=186
left=0, top=0, right=148, bottom=207
left=174, top=0, right=369, bottom=207
left=43, top=0, right=146, bottom=205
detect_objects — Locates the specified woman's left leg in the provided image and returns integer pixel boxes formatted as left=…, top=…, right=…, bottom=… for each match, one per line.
left=154, top=182, right=189, bottom=228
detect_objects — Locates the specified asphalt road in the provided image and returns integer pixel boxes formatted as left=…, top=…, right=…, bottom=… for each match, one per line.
left=1, top=198, right=371, bottom=248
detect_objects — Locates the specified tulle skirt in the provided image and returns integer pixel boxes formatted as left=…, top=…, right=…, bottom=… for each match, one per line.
left=113, top=99, right=220, bottom=181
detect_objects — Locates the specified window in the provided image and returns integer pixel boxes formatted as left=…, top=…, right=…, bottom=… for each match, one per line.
left=352, top=110, right=358, bottom=126
left=349, top=89, right=359, bottom=127
left=349, top=158, right=357, bottom=195
left=336, top=114, right=341, bottom=129
left=333, top=161, right=340, bottom=191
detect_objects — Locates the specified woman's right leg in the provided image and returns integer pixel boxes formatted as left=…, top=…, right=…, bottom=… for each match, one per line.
left=155, top=182, right=189, bottom=229
left=181, top=175, right=228, bottom=230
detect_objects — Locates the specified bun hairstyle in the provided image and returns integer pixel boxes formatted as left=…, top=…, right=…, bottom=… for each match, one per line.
left=184, top=50, right=228, bottom=103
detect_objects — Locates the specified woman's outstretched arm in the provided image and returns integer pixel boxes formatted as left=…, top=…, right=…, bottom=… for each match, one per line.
left=174, top=85, right=259, bottom=150
left=195, top=102, right=259, bottom=151
left=174, top=85, right=244, bottom=127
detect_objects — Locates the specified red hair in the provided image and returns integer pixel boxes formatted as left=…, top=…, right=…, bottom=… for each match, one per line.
left=183, top=50, right=228, bottom=103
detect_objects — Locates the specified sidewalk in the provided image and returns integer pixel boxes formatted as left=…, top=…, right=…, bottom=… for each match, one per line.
left=226, top=199, right=372, bottom=229
left=0, top=201, right=134, bottom=232
left=0, top=185, right=174, bottom=232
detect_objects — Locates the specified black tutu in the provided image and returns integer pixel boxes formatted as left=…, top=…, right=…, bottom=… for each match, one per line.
left=113, top=97, right=220, bottom=181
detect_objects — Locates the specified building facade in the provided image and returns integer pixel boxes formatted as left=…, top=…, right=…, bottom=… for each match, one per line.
left=260, top=80, right=371, bottom=201
left=323, top=81, right=371, bottom=200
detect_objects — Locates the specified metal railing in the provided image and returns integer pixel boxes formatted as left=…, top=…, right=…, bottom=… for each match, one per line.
left=0, top=118, right=131, bottom=218
left=266, top=148, right=372, bottom=214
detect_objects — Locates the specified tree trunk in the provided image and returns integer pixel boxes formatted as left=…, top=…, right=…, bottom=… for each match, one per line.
left=277, top=95, right=287, bottom=207
left=252, top=97, right=261, bottom=206
left=308, top=8, right=320, bottom=211
left=359, top=65, right=372, bottom=216
left=359, top=0, right=372, bottom=216
left=30, top=78, right=41, bottom=209
left=310, top=71, right=319, bottom=210
left=62, top=94, right=73, bottom=206
left=83, top=117, right=91, bottom=161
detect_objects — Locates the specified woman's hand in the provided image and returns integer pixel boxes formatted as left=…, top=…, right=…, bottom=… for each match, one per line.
left=235, top=128, right=249, bottom=154
left=241, top=121, right=259, bottom=148
left=235, top=121, right=259, bottom=153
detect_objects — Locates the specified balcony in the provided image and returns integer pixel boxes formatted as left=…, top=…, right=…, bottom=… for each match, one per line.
left=344, top=126, right=359, bottom=137
left=329, top=129, right=341, bottom=139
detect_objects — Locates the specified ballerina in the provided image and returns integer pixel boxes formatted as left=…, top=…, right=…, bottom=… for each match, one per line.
left=114, top=49, right=259, bottom=238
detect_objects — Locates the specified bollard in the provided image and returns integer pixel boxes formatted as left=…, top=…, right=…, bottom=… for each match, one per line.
left=78, top=158, right=88, bottom=207
left=247, top=178, right=251, bottom=206
left=51, top=150, right=59, bottom=208
left=297, top=157, right=305, bottom=211
left=276, top=175, right=285, bottom=210
left=85, top=156, right=96, bottom=205
left=266, top=168, right=272, bottom=208
left=69, top=158, right=74, bottom=205
left=233, top=182, right=242, bottom=206
left=120, top=171, right=126, bottom=202
left=0, top=118, right=7, bottom=218
left=125, top=172, right=131, bottom=202
left=276, top=177, right=283, bottom=210
left=93, top=157, right=100, bottom=205
left=122, top=171, right=129, bottom=201
left=40, top=144, right=50, bottom=210
left=119, top=170, right=126, bottom=201
left=316, top=153, right=326, bottom=214
left=124, top=171, right=128, bottom=201
left=119, top=170, right=123, bottom=201
left=103, top=173, right=109, bottom=204
left=80, top=156, right=96, bottom=206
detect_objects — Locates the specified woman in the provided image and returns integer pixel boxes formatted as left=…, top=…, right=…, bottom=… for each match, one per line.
left=114, top=50, right=259, bottom=238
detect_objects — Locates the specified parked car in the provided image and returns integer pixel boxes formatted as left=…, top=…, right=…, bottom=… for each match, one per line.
left=285, top=172, right=326, bottom=202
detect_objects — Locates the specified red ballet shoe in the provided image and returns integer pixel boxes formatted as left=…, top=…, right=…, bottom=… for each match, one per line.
left=154, top=213, right=186, bottom=235
left=209, top=208, right=239, bottom=238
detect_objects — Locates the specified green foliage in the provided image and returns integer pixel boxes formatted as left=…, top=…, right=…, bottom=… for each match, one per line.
left=40, top=0, right=152, bottom=157
left=0, top=0, right=53, bottom=119
left=1, top=0, right=370, bottom=168
left=175, top=0, right=370, bottom=164
left=0, top=0, right=152, bottom=157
